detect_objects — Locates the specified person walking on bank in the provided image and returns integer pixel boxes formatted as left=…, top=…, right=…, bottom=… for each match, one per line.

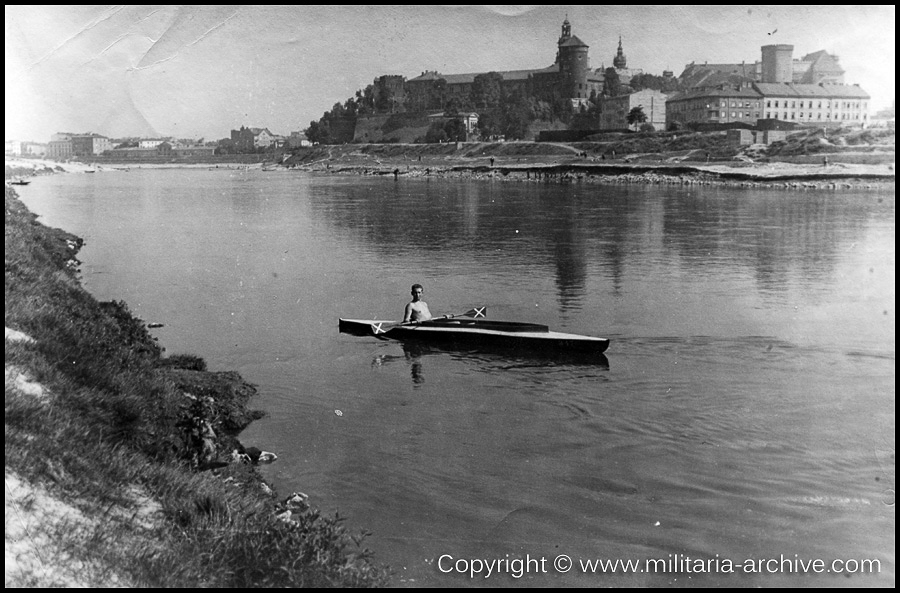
left=403, top=284, right=433, bottom=323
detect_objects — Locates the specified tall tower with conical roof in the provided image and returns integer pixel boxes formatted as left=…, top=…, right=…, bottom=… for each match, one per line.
left=556, top=17, right=590, bottom=100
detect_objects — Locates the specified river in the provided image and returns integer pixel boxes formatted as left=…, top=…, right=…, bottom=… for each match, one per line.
left=17, top=168, right=895, bottom=586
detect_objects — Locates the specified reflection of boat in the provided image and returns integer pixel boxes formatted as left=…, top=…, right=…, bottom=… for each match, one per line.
left=398, top=339, right=610, bottom=368
left=339, top=317, right=610, bottom=355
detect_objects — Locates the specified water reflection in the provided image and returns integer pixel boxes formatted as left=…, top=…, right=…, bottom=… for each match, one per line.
left=312, top=179, right=884, bottom=313
left=366, top=338, right=610, bottom=387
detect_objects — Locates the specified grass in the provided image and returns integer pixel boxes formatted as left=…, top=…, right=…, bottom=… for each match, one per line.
left=5, top=186, right=391, bottom=586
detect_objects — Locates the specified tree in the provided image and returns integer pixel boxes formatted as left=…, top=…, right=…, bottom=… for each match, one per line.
left=424, top=121, right=448, bottom=144
left=471, top=72, right=504, bottom=110
left=476, top=112, right=502, bottom=140
left=305, top=120, right=329, bottom=144
left=430, top=79, right=447, bottom=111
left=498, top=93, right=533, bottom=140
left=443, top=118, right=468, bottom=142
left=627, top=106, right=647, bottom=130
left=444, top=97, right=473, bottom=116
left=603, top=68, right=621, bottom=97
left=630, top=73, right=681, bottom=94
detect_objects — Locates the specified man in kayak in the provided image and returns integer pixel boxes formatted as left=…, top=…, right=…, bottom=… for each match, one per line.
left=403, top=284, right=433, bottom=323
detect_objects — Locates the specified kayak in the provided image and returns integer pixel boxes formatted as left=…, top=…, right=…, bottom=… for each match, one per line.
left=338, top=317, right=610, bottom=354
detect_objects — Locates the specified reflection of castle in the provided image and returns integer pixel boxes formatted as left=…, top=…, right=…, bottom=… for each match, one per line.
left=375, top=18, right=607, bottom=112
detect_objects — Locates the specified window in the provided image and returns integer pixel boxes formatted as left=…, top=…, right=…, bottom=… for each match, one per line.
left=721, top=111, right=726, bottom=118
left=775, top=100, right=779, bottom=108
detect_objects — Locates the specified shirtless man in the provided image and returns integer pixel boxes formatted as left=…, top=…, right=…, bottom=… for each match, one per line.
left=403, top=284, right=433, bottom=323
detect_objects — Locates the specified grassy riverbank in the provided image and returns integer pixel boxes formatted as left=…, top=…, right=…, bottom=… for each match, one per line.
left=5, top=186, right=390, bottom=586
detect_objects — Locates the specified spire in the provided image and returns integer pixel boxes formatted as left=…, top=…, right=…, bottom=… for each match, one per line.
left=613, top=35, right=627, bottom=69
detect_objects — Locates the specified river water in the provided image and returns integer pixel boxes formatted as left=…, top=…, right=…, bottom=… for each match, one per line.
left=17, top=168, right=895, bottom=586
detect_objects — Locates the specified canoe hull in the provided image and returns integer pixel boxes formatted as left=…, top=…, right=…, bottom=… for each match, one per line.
left=338, top=318, right=610, bottom=354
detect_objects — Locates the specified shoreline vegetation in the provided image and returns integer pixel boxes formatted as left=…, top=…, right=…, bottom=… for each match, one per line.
left=10, top=127, right=893, bottom=190
left=5, top=185, right=390, bottom=586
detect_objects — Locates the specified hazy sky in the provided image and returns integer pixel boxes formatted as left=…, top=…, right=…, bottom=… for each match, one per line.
left=5, top=5, right=895, bottom=142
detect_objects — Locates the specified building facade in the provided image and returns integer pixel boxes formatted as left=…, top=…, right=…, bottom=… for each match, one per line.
left=666, top=84, right=764, bottom=128
left=47, top=139, right=73, bottom=159
left=667, top=43, right=870, bottom=129
left=598, top=89, right=668, bottom=130
left=70, top=133, right=112, bottom=156
left=230, top=127, right=276, bottom=150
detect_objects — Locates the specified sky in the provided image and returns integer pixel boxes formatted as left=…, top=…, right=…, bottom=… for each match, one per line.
left=5, top=5, right=895, bottom=142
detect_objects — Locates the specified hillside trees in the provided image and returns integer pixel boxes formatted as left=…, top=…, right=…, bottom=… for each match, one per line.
left=603, top=67, right=622, bottom=97
left=304, top=120, right=330, bottom=144
left=471, top=72, right=504, bottom=110
left=629, top=73, right=681, bottom=93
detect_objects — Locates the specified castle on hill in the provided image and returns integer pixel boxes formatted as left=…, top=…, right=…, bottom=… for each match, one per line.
left=340, top=17, right=872, bottom=138
left=372, top=17, right=618, bottom=113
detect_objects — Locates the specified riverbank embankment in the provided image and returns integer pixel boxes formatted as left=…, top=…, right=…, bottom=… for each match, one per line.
left=281, top=138, right=894, bottom=190
left=308, top=160, right=895, bottom=190
left=4, top=185, right=389, bottom=586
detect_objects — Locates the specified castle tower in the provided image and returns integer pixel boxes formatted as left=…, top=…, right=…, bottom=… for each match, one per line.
left=556, top=18, right=590, bottom=100
left=761, top=44, right=794, bottom=83
left=613, top=36, right=627, bottom=69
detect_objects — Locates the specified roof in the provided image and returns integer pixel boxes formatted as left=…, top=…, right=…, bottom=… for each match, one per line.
left=801, top=50, right=844, bottom=72
left=559, top=35, right=588, bottom=48
left=442, top=68, right=541, bottom=84
left=667, top=85, right=763, bottom=102
left=407, top=71, right=444, bottom=83
left=679, top=63, right=758, bottom=88
left=411, top=66, right=557, bottom=85
left=754, top=82, right=869, bottom=99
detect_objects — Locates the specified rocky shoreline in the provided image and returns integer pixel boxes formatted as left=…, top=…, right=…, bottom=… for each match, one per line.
left=301, top=160, right=895, bottom=191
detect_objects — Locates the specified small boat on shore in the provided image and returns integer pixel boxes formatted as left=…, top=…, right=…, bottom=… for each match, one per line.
left=339, top=315, right=610, bottom=354
left=9, top=179, right=31, bottom=185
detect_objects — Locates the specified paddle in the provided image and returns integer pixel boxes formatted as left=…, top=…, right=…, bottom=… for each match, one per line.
left=370, top=306, right=486, bottom=335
